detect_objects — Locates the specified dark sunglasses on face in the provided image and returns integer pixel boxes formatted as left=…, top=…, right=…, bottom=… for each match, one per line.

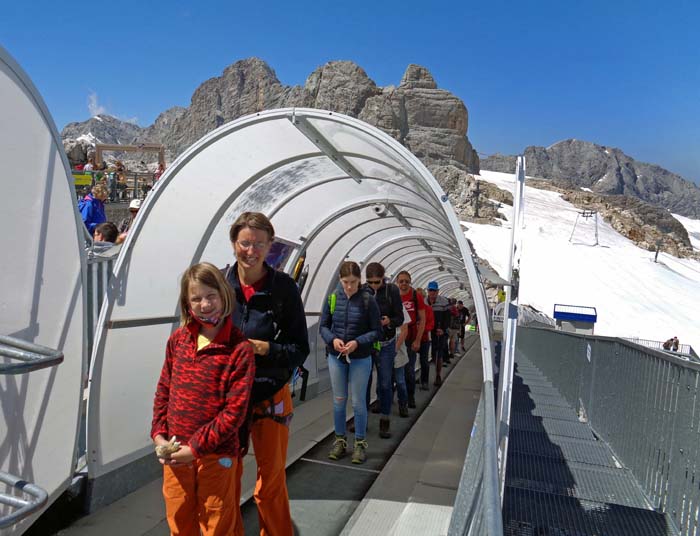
left=366, top=279, right=382, bottom=285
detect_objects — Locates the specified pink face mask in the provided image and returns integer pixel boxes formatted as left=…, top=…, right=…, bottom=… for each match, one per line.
left=190, top=309, right=222, bottom=327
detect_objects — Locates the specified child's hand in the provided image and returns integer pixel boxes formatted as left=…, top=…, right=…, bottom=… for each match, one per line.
left=169, top=446, right=195, bottom=464
left=155, top=435, right=181, bottom=458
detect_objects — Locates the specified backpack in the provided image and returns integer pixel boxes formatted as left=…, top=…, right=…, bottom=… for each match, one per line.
left=405, top=289, right=421, bottom=342
left=328, top=291, right=381, bottom=351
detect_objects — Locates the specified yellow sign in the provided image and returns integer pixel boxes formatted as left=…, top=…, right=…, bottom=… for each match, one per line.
left=72, top=173, right=93, bottom=186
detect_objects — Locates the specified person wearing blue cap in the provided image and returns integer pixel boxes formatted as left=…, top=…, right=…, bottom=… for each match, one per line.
left=426, top=281, right=450, bottom=386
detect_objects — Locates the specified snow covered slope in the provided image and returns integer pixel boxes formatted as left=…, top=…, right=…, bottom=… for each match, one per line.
left=466, top=170, right=700, bottom=351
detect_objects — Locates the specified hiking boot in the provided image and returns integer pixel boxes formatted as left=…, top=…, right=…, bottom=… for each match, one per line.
left=379, top=417, right=392, bottom=439
left=399, top=403, right=409, bottom=418
left=328, top=436, right=347, bottom=460
left=408, top=397, right=416, bottom=409
left=352, top=439, right=368, bottom=464
left=434, top=375, right=442, bottom=387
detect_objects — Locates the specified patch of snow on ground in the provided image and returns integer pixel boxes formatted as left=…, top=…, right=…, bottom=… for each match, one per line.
left=580, top=187, right=592, bottom=192
left=466, top=170, right=700, bottom=351
left=672, top=213, right=700, bottom=252
left=76, top=132, right=97, bottom=145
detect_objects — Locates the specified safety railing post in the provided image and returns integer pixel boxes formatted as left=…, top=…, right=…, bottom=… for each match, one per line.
left=495, top=155, right=526, bottom=499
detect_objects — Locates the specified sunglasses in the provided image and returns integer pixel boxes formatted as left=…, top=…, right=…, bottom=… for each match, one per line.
left=366, top=279, right=382, bottom=285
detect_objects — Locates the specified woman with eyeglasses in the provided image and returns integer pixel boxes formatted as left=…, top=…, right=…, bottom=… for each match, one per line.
left=225, top=212, right=310, bottom=536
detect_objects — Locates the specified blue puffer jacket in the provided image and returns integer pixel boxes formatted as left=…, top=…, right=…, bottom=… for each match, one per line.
left=79, top=194, right=106, bottom=234
left=320, top=286, right=381, bottom=359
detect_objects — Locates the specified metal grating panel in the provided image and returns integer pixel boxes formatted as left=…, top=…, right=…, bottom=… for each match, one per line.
left=511, top=390, right=572, bottom=409
left=508, top=429, right=618, bottom=467
left=512, top=404, right=581, bottom=421
left=503, top=486, right=674, bottom=536
left=510, top=413, right=595, bottom=441
left=507, top=453, right=649, bottom=508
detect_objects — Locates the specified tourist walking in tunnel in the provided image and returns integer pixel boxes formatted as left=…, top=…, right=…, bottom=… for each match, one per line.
left=320, top=261, right=381, bottom=464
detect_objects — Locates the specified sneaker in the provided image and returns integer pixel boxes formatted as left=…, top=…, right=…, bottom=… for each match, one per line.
left=352, top=439, right=368, bottom=464
left=328, top=436, right=347, bottom=460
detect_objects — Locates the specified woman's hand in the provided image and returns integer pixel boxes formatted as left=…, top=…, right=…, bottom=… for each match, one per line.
left=343, top=340, right=359, bottom=354
left=248, top=339, right=270, bottom=356
left=333, top=339, right=346, bottom=353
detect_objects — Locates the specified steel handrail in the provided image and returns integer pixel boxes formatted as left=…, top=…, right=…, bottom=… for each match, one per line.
left=0, top=335, right=64, bottom=375
left=0, top=471, right=49, bottom=529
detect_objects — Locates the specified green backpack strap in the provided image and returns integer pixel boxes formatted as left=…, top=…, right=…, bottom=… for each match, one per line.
left=328, top=292, right=337, bottom=315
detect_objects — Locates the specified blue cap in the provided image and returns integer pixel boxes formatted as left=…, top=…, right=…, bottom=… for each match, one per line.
left=427, top=281, right=439, bottom=290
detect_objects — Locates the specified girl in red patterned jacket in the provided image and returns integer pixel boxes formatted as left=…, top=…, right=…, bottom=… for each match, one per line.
left=151, top=262, right=255, bottom=536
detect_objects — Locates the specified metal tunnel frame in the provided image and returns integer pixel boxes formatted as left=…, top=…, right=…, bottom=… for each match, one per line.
left=83, top=108, right=498, bottom=517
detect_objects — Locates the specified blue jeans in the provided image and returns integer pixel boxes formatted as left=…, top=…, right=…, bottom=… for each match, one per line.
left=393, top=366, right=408, bottom=405
left=377, top=341, right=397, bottom=416
left=328, top=353, right=372, bottom=440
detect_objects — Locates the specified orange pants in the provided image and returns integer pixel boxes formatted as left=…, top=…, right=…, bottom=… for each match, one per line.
left=163, top=454, right=239, bottom=536
left=234, top=384, right=293, bottom=536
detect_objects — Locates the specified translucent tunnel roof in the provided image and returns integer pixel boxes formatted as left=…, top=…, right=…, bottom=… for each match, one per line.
left=88, top=108, right=493, bottom=477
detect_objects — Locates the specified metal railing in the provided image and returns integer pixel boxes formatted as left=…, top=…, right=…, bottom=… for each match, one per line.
left=0, top=472, right=48, bottom=530
left=0, top=335, right=63, bottom=375
left=73, top=170, right=155, bottom=201
left=86, top=252, right=117, bottom=360
left=0, top=336, right=61, bottom=527
left=448, top=381, right=503, bottom=535
left=623, top=337, right=697, bottom=359
left=518, top=326, right=700, bottom=535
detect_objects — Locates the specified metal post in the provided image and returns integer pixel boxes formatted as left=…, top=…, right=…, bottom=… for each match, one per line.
left=495, top=155, right=525, bottom=500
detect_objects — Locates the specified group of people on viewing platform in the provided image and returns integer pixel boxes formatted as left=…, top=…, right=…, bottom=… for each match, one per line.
left=149, top=210, right=474, bottom=535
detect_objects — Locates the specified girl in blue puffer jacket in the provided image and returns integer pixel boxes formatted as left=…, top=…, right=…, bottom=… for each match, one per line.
left=320, top=261, right=381, bottom=464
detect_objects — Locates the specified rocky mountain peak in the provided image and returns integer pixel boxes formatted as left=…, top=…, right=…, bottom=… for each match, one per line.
left=61, top=57, right=481, bottom=206
left=481, top=140, right=700, bottom=218
left=399, top=64, right=437, bottom=89
left=304, top=61, right=380, bottom=116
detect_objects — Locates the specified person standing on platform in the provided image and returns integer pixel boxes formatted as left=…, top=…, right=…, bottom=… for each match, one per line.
left=321, top=261, right=381, bottom=464
left=397, top=271, right=428, bottom=394
left=151, top=263, right=255, bottom=536
left=364, top=262, right=406, bottom=437
left=426, top=281, right=450, bottom=386
left=225, top=212, right=310, bottom=536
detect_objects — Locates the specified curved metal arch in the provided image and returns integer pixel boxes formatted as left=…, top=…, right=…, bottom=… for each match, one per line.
left=387, top=253, right=466, bottom=281
left=265, top=172, right=448, bottom=228
left=389, top=259, right=466, bottom=287
left=378, top=243, right=455, bottom=267
left=406, top=262, right=467, bottom=288
left=299, top=214, right=459, bottom=304
left=352, top=232, right=459, bottom=274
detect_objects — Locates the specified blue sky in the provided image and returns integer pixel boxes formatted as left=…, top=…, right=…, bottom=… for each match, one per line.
left=2, top=0, right=699, bottom=183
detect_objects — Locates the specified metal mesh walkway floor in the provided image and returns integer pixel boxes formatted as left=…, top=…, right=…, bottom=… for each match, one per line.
left=503, top=354, right=677, bottom=536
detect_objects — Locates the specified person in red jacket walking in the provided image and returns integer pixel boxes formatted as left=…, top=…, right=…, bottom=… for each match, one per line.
left=152, top=262, right=255, bottom=536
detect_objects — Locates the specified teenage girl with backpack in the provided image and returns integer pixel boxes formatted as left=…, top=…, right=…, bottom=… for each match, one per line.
left=320, top=261, right=381, bottom=464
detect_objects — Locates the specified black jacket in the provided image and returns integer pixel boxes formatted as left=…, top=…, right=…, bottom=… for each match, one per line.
left=365, top=282, right=405, bottom=341
left=227, top=262, right=310, bottom=403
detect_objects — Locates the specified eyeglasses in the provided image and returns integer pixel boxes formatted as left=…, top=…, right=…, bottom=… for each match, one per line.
left=397, top=279, right=411, bottom=284
left=236, top=240, right=268, bottom=251
left=366, top=279, right=382, bottom=286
